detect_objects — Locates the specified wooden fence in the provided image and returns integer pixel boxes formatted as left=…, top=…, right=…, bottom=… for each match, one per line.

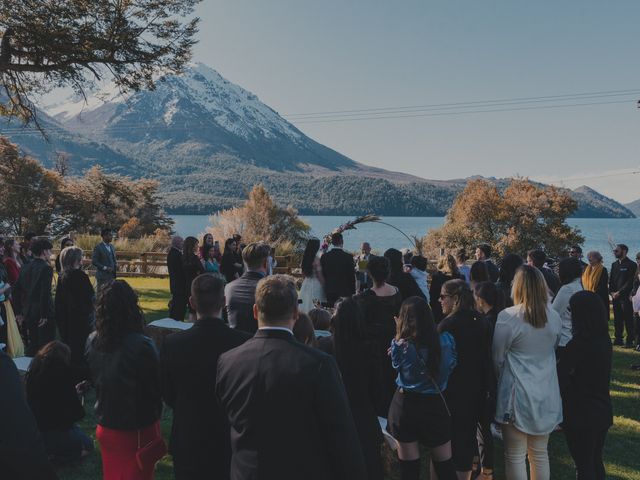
left=51, top=250, right=296, bottom=278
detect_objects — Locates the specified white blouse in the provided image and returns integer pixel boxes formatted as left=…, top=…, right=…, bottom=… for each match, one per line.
left=551, top=278, right=583, bottom=347
left=493, top=304, right=562, bottom=435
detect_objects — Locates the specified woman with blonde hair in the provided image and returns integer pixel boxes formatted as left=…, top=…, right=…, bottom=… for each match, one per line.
left=493, top=265, right=562, bottom=480
left=582, top=251, right=609, bottom=312
left=429, top=254, right=463, bottom=322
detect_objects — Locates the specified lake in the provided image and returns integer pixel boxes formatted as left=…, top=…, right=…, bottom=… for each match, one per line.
left=171, top=215, right=640, bottom=266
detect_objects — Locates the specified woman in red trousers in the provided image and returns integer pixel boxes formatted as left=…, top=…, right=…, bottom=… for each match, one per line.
left=87, top=280, right=165, bottom=480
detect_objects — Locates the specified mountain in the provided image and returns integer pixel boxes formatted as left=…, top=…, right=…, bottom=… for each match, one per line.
left=0, top=63, right=633, bottom=218
left=571, top=186, right=636, bottom=218
left=625, top=198, right=640, bottom=217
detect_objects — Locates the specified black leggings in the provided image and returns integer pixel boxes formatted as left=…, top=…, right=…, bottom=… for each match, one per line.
left=564, top=426, right=609, bottom=480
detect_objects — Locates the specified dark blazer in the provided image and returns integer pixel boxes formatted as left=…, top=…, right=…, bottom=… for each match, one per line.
left=160, top=317, right=251, bottom=480
left=216, top=329, right=367, bottom=480
left=541, top=266, right=561, bottom=297
left=558, top=336, right=613, bottom=430
left=224, top=271, right=264, bottom=333
left=320, top=248, right=356, bottom=305
left=595, top=267, right=610, bottom=313
left=0, top=352, right=58, bottom=480
left=609, top=257, right=637, bottom=299
left=55, top=269, right=95, bottom=371
left=12, top=257, right=55, bottom=354
left=91, top=242, right=117, bottom=284
left=167, top=247, right=185, bottom=295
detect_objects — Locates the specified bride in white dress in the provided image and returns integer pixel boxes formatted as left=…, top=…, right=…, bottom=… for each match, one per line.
left=298, top=238, right=326, bottom=314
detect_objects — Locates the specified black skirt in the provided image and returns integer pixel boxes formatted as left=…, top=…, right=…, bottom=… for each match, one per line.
left=387, top=388, right=451, bottom=447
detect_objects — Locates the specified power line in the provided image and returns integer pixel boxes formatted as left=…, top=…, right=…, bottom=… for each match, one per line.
left=1, top=96, right=636, bottom=137
left=283, top=88, right=640, bottom=117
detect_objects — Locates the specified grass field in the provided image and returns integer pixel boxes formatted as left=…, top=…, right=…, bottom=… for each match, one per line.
left=55, top=277, right=640, bottom=480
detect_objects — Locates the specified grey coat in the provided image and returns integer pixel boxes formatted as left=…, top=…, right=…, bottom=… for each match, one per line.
left=92, top=242, right=117, bottom=285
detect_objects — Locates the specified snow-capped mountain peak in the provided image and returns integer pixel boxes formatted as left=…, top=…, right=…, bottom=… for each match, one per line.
left=42, top=63, right=302, bottom=143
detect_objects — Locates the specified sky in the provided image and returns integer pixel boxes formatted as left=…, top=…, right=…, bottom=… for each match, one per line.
left=190, top=1, right=640, bottom=203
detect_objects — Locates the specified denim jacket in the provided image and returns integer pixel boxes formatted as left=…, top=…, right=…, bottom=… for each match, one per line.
left=390, top=332, right=457, bottom=394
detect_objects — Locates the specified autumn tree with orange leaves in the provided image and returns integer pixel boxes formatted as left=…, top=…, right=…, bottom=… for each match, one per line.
left=424, top=178, right=584, bottom=259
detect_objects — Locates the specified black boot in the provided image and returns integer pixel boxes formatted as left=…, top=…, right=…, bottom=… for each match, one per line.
left=432, top=458, right=457, bottom=480
left=399, top=458, right=420, bottom=480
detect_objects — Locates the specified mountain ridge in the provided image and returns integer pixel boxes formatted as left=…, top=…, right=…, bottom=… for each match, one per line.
left=0, top=63, right=633, bottom=218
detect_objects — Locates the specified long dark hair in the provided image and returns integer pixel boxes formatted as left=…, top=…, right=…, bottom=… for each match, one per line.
left=183, top=236, right=199, bottom=264
left=396, top=296, right=441, bottom=379
left=498, top=253, right=524, bottom=286
left=558, top=257, right=583, bottom=286
left=94, top=280, right=145, bottom=352
left=301, top=238, right=320, bottom=277
left=384, top=248, right=404, bottom=275
left=332, top=297, right=367, bottom=370
left=570, top=290, right=610, bottom=340
left=223, top=237, right=236, bottom=255
left=470, top=261, right=489, bottom=284
left=26, top=341, right=70, bottom=385
left=473, top=281, right=506, bottom=313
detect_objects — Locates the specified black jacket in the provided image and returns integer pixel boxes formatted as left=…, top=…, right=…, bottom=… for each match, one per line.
left=224, top=271, right=264, bottom=333
left=0, top=352, right=58, bottom=480
left=87, top=332, right=162, bottom=430
left=160, top=317, right=251, bottom=479
left=216, top=329, right=367, bottom=480
left=183, top=253, right=205, bottom=297
left=609, top=257, right=637, bottom=299
left=387, top=270, right=425, bottom=302
left=558, top=336, right=613, bottom=430
left=439, top=309, right=488, bottom=415
left=12, top=257, right=54, bottom=323
left=595, top=267, right=610, bottom=313
left=320, top=248, right=356, bottom=305
left=540, top=266, right=561, bottom=297
left=167, top=247, right=185, bottom=295
left=55, top=269, right=95, bottom=370
left=26, top=360, right=85, bottom=432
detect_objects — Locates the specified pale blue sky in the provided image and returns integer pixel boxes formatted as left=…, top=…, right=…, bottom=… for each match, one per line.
left=193, top=1, right=640, bottom=201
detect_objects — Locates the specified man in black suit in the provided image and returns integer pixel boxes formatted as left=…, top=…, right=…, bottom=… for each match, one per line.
left=216, top=275, right=367, bottom=480
left=160, top=273, right=251, bottom=480
left=224, top=242, right=271, bottom=334
left=320, top=233, right=356, bottom=306
left=13, top=239, right=55, bottom=356
left=475, top=243, right=500, bottom=283
left=167, top=236, right=186, bottom=321
left=0, top=351, right=58, bottom=480
left=609, top=244, right=637, bottom=347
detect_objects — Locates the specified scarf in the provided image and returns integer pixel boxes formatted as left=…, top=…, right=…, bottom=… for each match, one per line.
left=582, top=263, right=603, bottom=292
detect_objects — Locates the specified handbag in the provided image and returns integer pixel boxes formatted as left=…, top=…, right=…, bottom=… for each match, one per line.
left=135, top=427, right=167, bottom=471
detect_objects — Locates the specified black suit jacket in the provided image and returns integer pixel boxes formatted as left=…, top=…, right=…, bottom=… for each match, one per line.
left=609, top=257, right=637, bottom=299
left=224, top=271, right=264, bottom=333
left=0, top=352, right=58, bottom=480
left=320, top=248, right=356, bottom=305
left=216, top=329, right=367, bottom=480
left=12, top=258, right=54, bottom=323
left=167, top=247, right=185, bottom=295
left=160, top=317, right=251, bottom=479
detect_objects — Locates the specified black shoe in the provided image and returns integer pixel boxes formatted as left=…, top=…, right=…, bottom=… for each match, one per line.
left=613, top=339, right=624, bottom=346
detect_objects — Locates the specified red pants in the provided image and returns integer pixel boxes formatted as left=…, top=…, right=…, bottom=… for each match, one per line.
left=96, top=421, right=161, bottom=480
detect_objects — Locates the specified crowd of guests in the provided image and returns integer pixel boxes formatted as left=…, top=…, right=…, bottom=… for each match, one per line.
left=0, top=229, right=638, bottom=480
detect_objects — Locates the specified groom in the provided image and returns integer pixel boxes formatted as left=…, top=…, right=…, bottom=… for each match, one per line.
left=320, top=233, right=355, bottom=306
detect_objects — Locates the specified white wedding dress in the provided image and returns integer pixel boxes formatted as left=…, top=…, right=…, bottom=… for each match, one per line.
left=299, top=255, right=326, bottom=314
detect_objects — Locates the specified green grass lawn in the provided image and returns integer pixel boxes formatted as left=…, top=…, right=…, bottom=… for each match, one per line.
left=55, top=277, right=640, bottom=480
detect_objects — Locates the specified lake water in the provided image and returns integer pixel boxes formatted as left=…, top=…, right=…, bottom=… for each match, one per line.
left=171, top=215, right=640, bottom=266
